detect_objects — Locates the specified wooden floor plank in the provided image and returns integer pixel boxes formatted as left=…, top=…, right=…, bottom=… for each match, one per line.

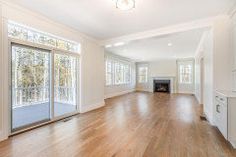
left=0, top=92, right=236, bottom=157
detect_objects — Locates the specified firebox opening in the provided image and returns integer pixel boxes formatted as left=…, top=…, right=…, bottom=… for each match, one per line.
left=153, top=80, right=170, bottom=93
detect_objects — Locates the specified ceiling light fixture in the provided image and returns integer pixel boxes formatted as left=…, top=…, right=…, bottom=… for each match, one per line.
left=168, top=43, right=173, bottom=47
left=114, top=42, right=125, bottom=47
left=105, top=44, right=112, bottom=48
left=115, top=0, right=135, bottom=11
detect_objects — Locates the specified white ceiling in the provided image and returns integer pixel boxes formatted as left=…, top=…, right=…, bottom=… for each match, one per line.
left=7, top=0, right=235, bottom=40
left=105, top=28, right=205, bottom=61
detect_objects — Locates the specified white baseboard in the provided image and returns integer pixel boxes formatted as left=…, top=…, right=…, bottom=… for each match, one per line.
left=194, top=94, right=201, bottom=104
left=80, top=101, right=105, bottom=113
left=205, top=111, right=215, bottom=126
left=230, top=140, right=236, bottom=149
left=0, top=131, right=8, bottom=142
left=105, top=89, right=135, bottom=99
left=193, top=95, right=216, bottom=126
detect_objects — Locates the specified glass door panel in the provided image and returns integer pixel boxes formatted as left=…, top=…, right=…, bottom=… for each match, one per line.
left=54, top=53, right=77, bottom=117
left=11, top=44, right=51, bottom=131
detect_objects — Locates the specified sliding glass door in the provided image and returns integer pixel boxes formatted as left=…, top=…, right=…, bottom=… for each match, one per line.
left=54, top=53, right=77, bottom=117
left=11, top=44, right=51, bottom=131
left=11, top=44, right=79, bottom=132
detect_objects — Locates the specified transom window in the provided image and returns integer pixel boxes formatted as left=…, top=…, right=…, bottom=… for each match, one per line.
left=8, top=21, right=80, bottom=53
left=105, top=56, right=131, bottom=86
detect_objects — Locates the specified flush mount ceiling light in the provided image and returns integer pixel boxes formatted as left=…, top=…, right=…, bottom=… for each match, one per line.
left=105, top=44, right=112, bottom=48
left=114, top=0, right=135, bottom=11
left=114, top=42, right=125, bottom=46
left=168, top=43, right=173, bottom=47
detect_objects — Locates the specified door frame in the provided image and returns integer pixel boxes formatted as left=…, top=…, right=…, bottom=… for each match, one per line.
left=9, top=38, right=80, bottom=134
left=200, top=57, right=204, bottom=104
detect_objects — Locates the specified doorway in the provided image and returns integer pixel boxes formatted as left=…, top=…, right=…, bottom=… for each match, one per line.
left=11, top=42, right=79, bottom=132
left=200, top=57, right=204, bottom=104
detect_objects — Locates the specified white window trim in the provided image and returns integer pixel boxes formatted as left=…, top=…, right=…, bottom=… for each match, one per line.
left=8, top=38, right=81, bottom=134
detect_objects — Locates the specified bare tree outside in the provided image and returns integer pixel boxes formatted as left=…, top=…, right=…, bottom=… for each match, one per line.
left=10, top=22, right=79, bottom=130
left=12, top=45, right=50, bottom=107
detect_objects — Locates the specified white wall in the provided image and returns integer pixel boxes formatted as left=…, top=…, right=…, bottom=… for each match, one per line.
left=232, top=10, right=236, bottom=91
left=0, top=1, right=105, bottom=141
left=0, top=3, right=4, bottom=141
left=104, top=53, right=136, bottom=99
left=195, top=54, right=203, bottom=103
left=136, top=59, right=177, bottom=92
left=149, top=60, right=176, bottom=77
left=80, top=41, right=105, bottom=112
left=195, top=15, right=233, bottom=125
left=195, top=30, right=214, bottom=123
left=213, top=16, right=233, bottom=91
left=203, top=30, right=214, bottom=124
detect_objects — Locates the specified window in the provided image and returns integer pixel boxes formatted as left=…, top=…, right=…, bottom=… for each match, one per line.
left=8, top=21, right=80, bottom=53
left=124, top=64, right=131, bottom=83
left=115, top=62, right=123, bottom=84
left=105, top=57, right=131, bottom=85
left=138, top=66, right=148, bottom=83
left=105, top=59, right=113, bottom=86
left=178, top=62, right=193, bottom=84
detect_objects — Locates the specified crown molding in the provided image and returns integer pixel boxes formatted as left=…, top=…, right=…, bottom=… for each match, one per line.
left=0, top=0, right=99, bottom=44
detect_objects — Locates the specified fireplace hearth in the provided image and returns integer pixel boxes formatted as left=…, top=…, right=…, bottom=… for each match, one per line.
left=153, top=80, right=170, bottom=93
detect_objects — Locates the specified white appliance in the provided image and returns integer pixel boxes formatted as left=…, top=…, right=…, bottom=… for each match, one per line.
left=215, top=91, right=236, bottom=148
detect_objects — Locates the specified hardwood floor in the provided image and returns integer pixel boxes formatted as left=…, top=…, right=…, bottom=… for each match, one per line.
left=0, top=92, right=236, bottom=157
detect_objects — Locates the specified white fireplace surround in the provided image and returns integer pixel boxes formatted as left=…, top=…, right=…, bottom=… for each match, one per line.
left=151, top=76, right=176, bottom=93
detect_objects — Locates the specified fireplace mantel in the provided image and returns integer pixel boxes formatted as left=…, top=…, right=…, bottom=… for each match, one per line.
left=152, top=76, right=176, bottom=79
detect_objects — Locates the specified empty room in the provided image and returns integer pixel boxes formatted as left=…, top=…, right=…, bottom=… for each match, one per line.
left=0, top=0, right=236, bottom=156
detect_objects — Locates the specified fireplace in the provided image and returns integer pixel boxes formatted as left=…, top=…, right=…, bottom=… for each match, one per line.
left=153, top=80, right=170, bottom=93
